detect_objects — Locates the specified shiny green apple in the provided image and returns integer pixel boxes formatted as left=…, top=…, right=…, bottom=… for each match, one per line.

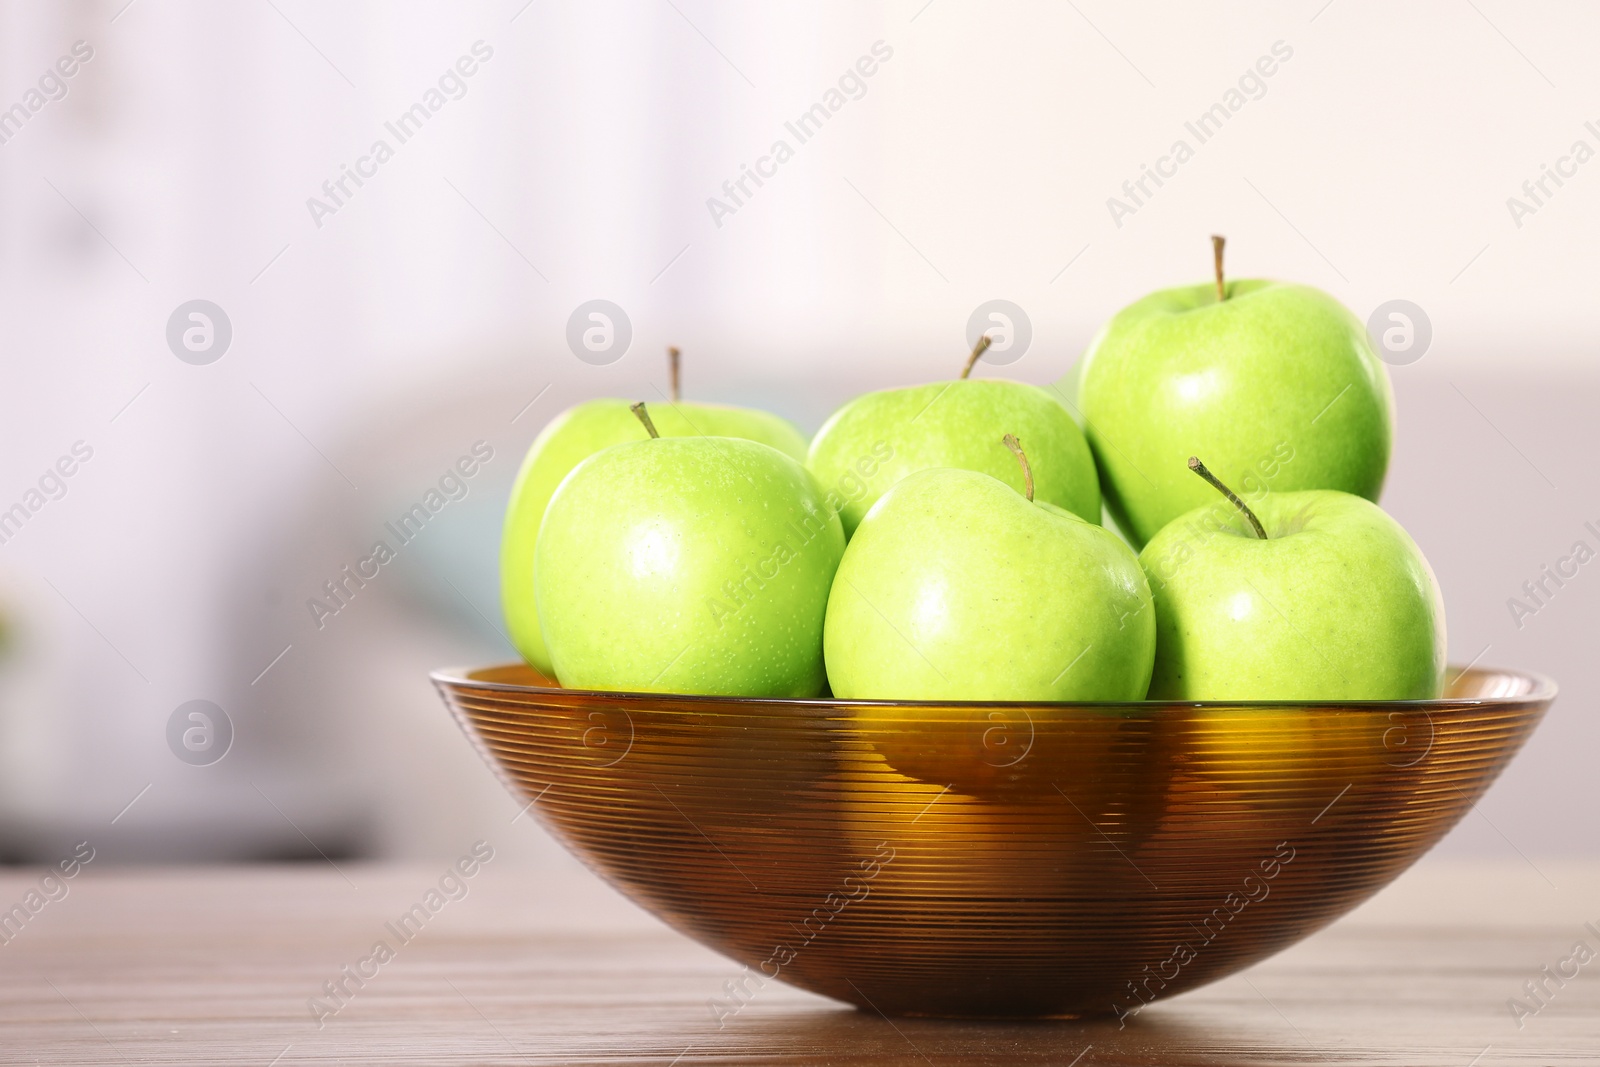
left=535, top=425, right=843, bottom=696
left=823, top=460, right=1153, bottom=701
left=1140, top=480, right=1444, bottom=701
left=501, top=394, right=806, bottom=676
left=807, top=357, right=1100, bottom=537
left=1075, top=244, right=1392, bottom=548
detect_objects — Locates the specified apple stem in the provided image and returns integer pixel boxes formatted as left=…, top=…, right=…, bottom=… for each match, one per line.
left=1188, top=456, right=1266, bottom=539
left=668, top=346, right=681, bottom=402
left=630, top=401, right=661, bottom=439
left=1211, top=234, right=1227, bottom=302
left=1003, top=434, right=1034, bottom=502
left=959, top=334, right=994, bottom=379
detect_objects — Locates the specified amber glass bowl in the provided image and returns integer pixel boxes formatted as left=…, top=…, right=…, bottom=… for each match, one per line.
left=433, top=664, right=1552, bottom=1019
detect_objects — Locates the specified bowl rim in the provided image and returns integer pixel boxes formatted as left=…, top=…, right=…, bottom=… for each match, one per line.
left=431, top=662, right=1557, bottom=710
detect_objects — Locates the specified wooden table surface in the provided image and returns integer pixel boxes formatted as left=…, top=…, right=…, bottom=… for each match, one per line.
left=2, top=856, right=1596, bottom=1066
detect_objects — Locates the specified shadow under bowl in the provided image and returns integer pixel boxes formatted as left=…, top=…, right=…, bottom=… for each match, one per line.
left=432, top=664, right=1552, bottom=1019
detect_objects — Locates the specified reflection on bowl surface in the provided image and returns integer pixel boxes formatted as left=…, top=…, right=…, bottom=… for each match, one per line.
left=432, top=665, right=1551, bottom=1019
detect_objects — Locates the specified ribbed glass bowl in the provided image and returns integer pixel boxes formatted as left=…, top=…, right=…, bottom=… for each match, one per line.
left=432, top=664, right=1552, bottom=1019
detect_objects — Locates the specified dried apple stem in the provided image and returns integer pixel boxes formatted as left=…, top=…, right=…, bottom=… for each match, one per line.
left=668, top=346, right=681, bottom=402
left=1188, top=456, right=1266, bottom=538
left=959, top=335, right=994, bottom=379
left=1212, top=234, right=1227, bottom=302
left=1003, top=434, right=1034, bottom=502
left=630, top=401, right=660, bottom=439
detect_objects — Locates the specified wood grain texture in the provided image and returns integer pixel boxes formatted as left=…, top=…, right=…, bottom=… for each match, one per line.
left=0, top=859, right=1595, bottom=1065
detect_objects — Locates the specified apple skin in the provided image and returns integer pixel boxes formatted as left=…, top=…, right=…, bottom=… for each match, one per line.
left=535, top=436, right=843, bottom=697
left=1139, top=489, right=1445, bottom=701
left=823, top=467, right=1154, bottom=702
left=1075, top=280, right=1393, bottom=547
left=806, top=380, right=1100, bottom=538
left=501, top=399, right=807, bottom=676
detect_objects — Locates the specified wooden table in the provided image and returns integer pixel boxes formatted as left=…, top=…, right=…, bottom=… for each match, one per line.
left=3, top=856, right=1596, bottom=1065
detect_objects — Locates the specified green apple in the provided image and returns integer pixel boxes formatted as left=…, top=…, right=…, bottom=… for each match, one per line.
left=535, top=408, right=843, bottom=696
left=1074, top=238, right=1393, bottom=548
left=501, top=370, right=807, bottom=676
left=807, top=344, right=1100, bottom=537
left=1139, top=464, right=1444, bottom=701
left=823, top=444, right=1153, bottom=701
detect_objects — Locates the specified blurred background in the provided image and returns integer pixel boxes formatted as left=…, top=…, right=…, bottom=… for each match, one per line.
left=0, top=0, right=1594, bottom=869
